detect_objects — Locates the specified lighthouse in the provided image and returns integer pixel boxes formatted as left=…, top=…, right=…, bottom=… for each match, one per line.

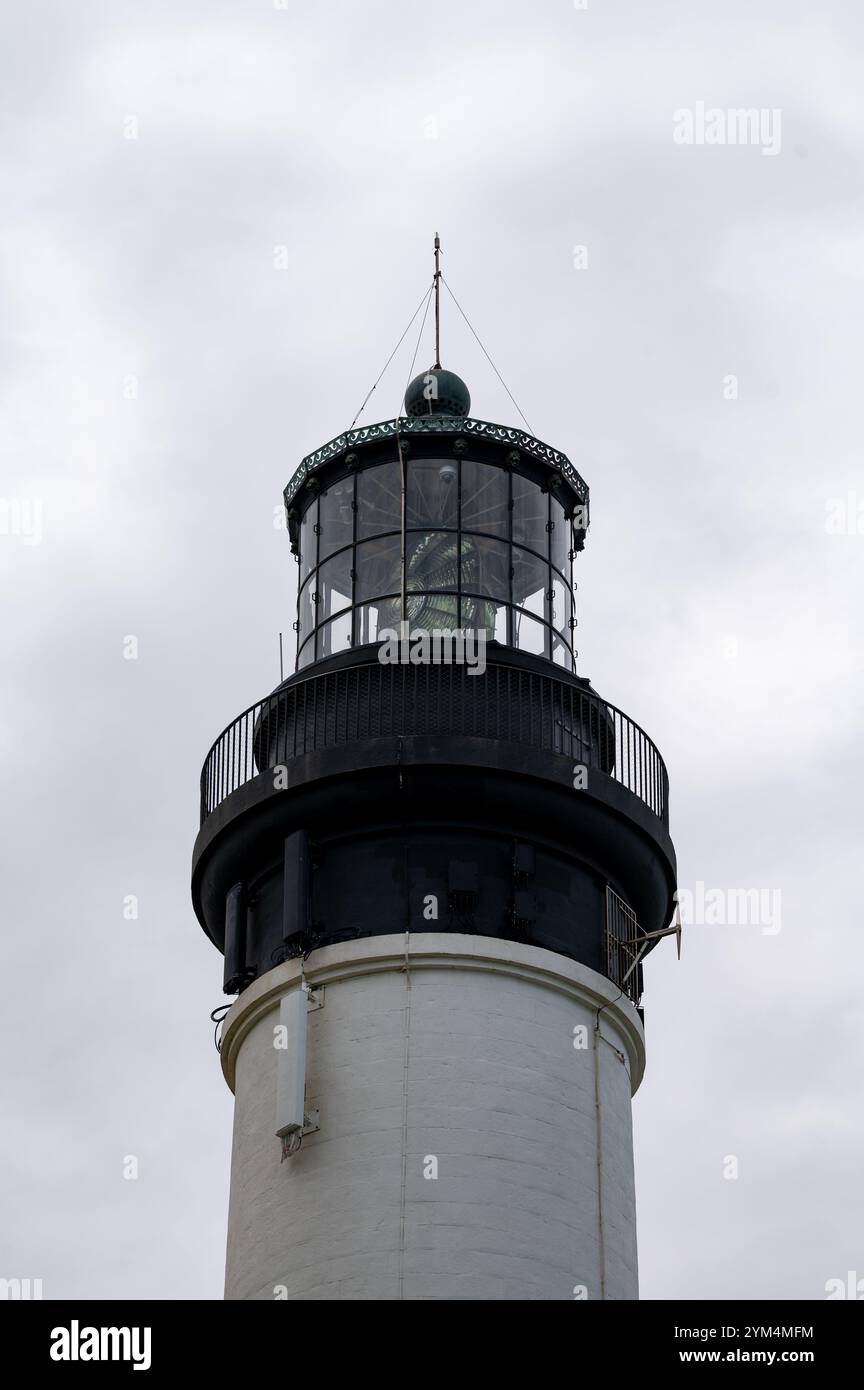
left=191, top=255, right=678, bottom=1300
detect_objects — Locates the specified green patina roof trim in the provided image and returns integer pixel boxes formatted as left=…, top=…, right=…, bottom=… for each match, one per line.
left=283, top=415, right=589, bottom=509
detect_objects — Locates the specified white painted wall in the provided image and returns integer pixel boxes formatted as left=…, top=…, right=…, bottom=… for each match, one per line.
left=220, top=934, right=645, bottom=1301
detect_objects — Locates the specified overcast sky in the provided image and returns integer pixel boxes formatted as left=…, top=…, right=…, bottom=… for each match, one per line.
left=2, top=0, right=862, bottom=1300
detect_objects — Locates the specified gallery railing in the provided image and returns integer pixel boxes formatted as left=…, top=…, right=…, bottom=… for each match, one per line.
left=199, top=657, right=669, bottom=829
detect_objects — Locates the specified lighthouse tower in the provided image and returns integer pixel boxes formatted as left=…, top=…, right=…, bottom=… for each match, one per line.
left=191, top=266, right=677, bottom=1301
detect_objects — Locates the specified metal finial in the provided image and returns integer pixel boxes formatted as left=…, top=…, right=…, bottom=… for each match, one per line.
left=433, top=233, right=441, bottom=369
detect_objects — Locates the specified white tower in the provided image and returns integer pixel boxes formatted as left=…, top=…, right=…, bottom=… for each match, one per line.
left=219, top=936, right=644, bottom=1300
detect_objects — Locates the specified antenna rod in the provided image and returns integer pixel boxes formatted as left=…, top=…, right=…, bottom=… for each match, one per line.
left=433, top=233, right=441, bottom=369
left=278, top=632, right=284, bottom=683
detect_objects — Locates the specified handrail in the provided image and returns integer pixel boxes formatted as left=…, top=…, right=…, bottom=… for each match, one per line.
left=199, top=658, right=669, bottom=829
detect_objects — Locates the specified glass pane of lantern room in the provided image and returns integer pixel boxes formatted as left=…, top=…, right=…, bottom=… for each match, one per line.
left=298, top=577, right=316, bottom=648
left=406, top=532, right=459, bottom=591
left=512, top=473, right=548, bottom=554
left=461, top=460, right=508, bottom=537
left=355, top=535, right=402, bottom=602
left=318, top=550, right=353, bottom=620
left=461, top=594, right=508, bottom=643
left=550, top=496, right=570, bottom=576
left=550, top=574, right=572, bottom=638
left=407, top=459, right=458, bottom=529
left=405, top=525, right=463, bottom=636
left=318, top=611, right=352, bottom=659
left=357, top=461, right=401, bottom=539
left=461, top=535, right=509, bottom=601
left=299, top=499, right=318, bottom=586
left=356, top=599, right=397, bottom=646
left=514, top=611, right=548, bottom=657
left=511, top=546, right=548, bottom=618
left=318, top=478, right=354, bottom=560
left=406, top=591, right=460, bottom=629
